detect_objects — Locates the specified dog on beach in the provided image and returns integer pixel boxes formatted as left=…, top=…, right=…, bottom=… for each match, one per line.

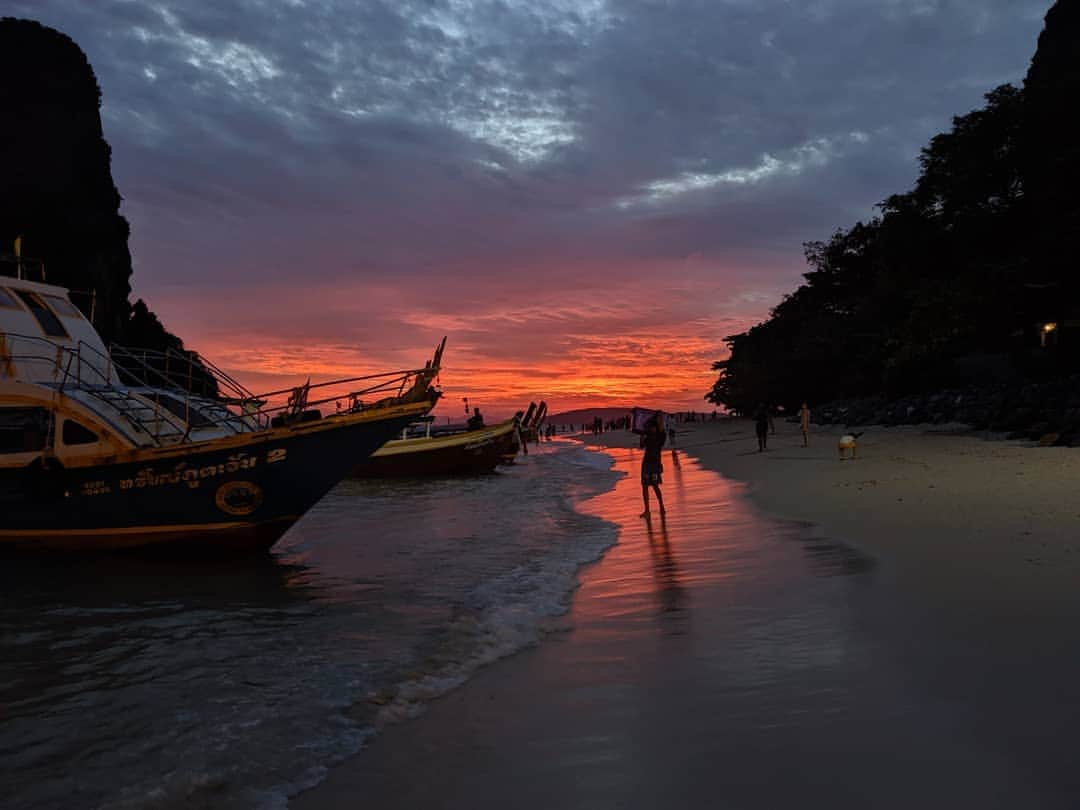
left=838, top=432, right=863, bottom=460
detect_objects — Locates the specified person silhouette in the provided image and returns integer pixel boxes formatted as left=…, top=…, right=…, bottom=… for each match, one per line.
left=467, top=407, right=484, bottom=430
left=639, top=415, right=667, bottom=518
left=799, top=402, right=811, bottom=447
left=753, top=403, right=770, bottom=452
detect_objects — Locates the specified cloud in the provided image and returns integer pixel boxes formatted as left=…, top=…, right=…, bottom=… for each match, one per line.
left=615, top=131, right=874, bottom=208
left=4, top=0, right=1054, bottom=413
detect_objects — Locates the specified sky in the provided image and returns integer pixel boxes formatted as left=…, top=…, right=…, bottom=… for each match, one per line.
left=9, top=0, right=1054, bottom=418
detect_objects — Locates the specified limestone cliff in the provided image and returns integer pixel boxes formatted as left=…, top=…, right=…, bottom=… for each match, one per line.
left=0, top=17, right=186, bottom=357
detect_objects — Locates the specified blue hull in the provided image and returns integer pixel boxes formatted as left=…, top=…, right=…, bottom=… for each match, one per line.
left=0, top=409, right=421, bottom=553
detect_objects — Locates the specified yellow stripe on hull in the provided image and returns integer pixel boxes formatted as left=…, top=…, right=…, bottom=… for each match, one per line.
left=372, top=418, right=517, bottom=458
left=53, top=400, right=434, bottom=470
left=0, top=517, right=298, bottom=553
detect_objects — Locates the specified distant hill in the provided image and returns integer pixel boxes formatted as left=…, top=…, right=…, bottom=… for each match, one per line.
left=545, top=407, right=635, bottom=425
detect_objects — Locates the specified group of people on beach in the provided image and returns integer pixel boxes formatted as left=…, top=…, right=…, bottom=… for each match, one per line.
left=752, top=402, right=812, bottom=452
left=636, top=401, right=819, bottom=519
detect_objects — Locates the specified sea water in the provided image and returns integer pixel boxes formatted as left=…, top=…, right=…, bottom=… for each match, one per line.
left=305, top=443, right=1080, bottom=809
left=0, top=440, right=621, bottom=810
left=9, top=436, right=1080, bottom=808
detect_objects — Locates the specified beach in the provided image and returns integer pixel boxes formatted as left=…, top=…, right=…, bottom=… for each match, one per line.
left=659, top=419, right=1080, bottom=606
left=696, top=419, right=1079, bottom=580
left=292, top=423, right=1080, bottom=809
left=6, top=3, right=1076, bottom=808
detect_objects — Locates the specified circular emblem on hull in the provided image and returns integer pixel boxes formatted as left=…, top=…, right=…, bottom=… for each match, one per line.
left=215, top=480, right=264, bottom=516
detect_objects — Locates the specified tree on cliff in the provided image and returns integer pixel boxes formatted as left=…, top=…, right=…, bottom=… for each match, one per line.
left=0, top=17, right=199, bottom=372
left=708, top=1, right=1075, bottom=414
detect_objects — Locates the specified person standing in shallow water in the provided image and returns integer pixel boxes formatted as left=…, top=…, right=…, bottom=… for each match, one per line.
left=639, top=416, right=667, bottom=518
left=753, top=403, right=770, bottom=452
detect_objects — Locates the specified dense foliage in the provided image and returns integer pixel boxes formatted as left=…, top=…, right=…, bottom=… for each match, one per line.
left=709, top=1, right=1080, bottom=415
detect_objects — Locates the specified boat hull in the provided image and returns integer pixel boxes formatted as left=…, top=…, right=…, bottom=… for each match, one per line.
left=0, top=519, right=297, bottom=554
left=0, top=405, right=427, bottom=554
left=354, top=419, right=519, bottom=477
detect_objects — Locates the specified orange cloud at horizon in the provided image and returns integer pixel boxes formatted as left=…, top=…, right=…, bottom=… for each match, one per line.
left=141, top=261, right=774, bottom=421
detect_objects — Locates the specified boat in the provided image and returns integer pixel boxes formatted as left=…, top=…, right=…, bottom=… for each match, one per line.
left=353, top=415, right=521, bottom=477
left=519, top=400, right=547, bottom=445
left=0, top=260, right=443, bottom=553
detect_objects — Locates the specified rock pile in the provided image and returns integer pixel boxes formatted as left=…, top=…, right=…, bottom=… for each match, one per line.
left=813, top=377, right=1080, bottom=446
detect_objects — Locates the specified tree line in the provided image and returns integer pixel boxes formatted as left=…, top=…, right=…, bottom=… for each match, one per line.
left=708, top=1, right=1079, bottom=415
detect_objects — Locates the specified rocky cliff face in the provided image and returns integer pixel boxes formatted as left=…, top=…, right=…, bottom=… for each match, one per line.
left=0, top=17, right=185, bottom=356
left=1022, top=0, right=1080, bottom=293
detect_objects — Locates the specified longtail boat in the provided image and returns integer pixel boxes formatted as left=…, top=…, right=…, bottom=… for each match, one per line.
left=0, top=263, right=443, bottom=553
left=353, top=416, right=520, bottom=477
left=520, top=400, right=547, bottom=444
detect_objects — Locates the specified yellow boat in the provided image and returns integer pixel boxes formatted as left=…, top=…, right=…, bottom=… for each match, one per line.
left=0, top=260, right=443, bottom=553
left=354, top=417, right=521, bottom=477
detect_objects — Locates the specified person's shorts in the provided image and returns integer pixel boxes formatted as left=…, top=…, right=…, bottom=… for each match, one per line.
left=641, top=462, right=663, bottom=486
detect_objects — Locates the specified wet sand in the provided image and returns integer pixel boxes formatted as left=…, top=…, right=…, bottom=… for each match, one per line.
left=622, top=419, right=1080, bottom=607
left=291, top=431, right=1080, bottom=809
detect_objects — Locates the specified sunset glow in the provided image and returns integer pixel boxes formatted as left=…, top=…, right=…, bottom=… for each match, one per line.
left=14, top=0, right=1048, bottom=420
left=5, top=3, right=1072, bottom=807
left=153, top=267, right=764, bottom=419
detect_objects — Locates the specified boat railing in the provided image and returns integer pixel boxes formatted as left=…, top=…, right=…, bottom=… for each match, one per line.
left=108, top=344, right=255, bottom=405
left=1, top=331, right=116, bottom=389
left=2, top=330, right=444, bottom=446
left=0, top=253, right=48, bottom=283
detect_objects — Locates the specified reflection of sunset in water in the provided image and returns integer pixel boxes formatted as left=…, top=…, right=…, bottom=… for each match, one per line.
left=645, top=511, right=687, bottom=628
left=284, top=442, right=1072, bottom=809
left=562, top=442, right=883, bottom=717
left=572, top=443, right=859, bottom=645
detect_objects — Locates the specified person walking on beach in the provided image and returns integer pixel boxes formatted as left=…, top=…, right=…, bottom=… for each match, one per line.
left=753, top=403, right=770, bottom=452
left=639, top=415, right=667, bottom=518
left=799, top=402, right=811, bottom=447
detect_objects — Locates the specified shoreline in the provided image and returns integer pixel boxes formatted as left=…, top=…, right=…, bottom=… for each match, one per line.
left=589, top=419, right=1080, bottom=605
left=290, top=425, right=1080, bottom=808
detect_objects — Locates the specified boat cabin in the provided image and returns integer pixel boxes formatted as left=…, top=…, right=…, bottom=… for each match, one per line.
left=0, top=276, right=117, bottom=386
left=2, top=254, right=445, bottom=480
left=1, top=275, right=260, bottom=470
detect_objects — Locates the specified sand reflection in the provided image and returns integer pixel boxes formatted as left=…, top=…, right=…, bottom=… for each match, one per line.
left=575, top=443, right=872, bottom=640
left=290, top=442, right=1067, bottom=810
left=645, top=514, right=687, bottom=629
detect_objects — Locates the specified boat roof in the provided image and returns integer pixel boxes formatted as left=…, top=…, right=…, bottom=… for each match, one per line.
left=0, top=275, right=117, bottom=386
